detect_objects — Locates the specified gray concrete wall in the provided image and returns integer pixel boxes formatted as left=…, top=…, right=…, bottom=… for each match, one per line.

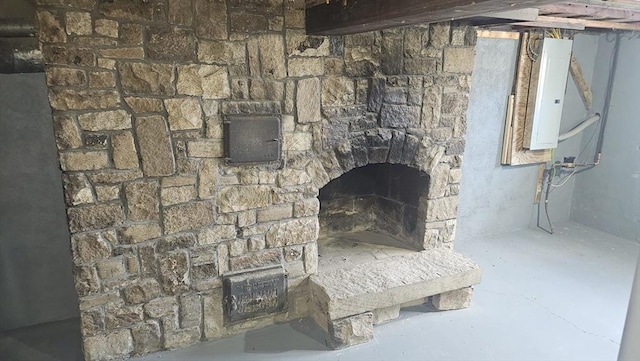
left=571, top=36, right=640, bottom=242
left=0, top=73, right=80, bottom=331
left=456, top=37, right=540, bottom=240
left=458, top=34, right=602, bottom=240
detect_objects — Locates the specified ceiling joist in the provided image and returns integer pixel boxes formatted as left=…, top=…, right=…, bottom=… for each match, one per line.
left=306, top=0, right=640, bottom=35
left=305, top=0, right=558, bottom=35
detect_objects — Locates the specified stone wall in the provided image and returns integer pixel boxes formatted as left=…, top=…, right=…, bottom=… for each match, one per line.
left=35, top=0, right=476, bottom=359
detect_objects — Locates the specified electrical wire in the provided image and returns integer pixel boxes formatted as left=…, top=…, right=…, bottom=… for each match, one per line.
left=549, top=168, right=578, bottom=188
left=537, top=169, right=554, bottom=234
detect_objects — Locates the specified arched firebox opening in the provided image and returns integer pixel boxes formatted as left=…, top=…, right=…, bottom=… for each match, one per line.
left=317, top=163, right=429, bottom=271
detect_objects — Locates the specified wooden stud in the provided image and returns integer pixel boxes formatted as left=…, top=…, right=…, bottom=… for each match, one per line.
left=569, top=55, right=593, bottom=111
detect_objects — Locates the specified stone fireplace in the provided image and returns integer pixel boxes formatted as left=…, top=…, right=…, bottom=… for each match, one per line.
left=35, top=0, right=481, bottom=359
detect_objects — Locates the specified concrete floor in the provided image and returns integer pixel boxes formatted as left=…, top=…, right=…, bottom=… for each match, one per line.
left=1, top=221, right=638, bottom=361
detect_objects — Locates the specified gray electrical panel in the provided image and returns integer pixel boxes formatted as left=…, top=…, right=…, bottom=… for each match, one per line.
left=525, top=38, right=573, bottom=150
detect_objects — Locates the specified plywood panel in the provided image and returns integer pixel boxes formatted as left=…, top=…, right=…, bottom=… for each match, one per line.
left=504, top=32, right=552, bottom=166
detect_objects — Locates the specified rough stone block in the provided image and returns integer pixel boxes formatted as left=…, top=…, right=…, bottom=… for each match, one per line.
left=46, top=67, right=87, bottom=87
left=161, top=185, right=196, bottom=206
left=230, top=12, right=268, bottom=33
left=112, top=131, right=139, bottom=169
left=288, top=58, right=324, bottom=77
left=229, top=249, right=282, bottom=271
left=198, top=41, right=246, bottom=65
left=293, top=198, right=320, bottom=218
left=296, top=78, right=321, bottom=124
left=62, top=173, right=94, bottom=206
left=303, top=242, right=318, bottom=274
left=163, top=201, right=214, bottom=234
left=198, top=158, right=219, bottom=199
left=431, top=287, right=473, bottom=310
left=49, top=89, right=120, bottom=111
left=429, top=23, right=451, bottom=48
left=186, top=140, right=223, bottom=158
left=72, top=233, right=111, bottom=264
left=124, top=97, right=163, bottom=113
left=88, top=71, right=116, bottom=88
left=157, top=234, right=197, bottom=254
left=131, top=321, right=162, bottom=355
left=322, top=77, right=355, bottom=107
left=37, top=11, right=67, bottom=43
left=142, top=297, right=177, bottom=319
left=194, top=0, right=227, bottom=40
left=426, top=196, right=458, bottom=221
left=203, top=291, right=224, bottom=339
left=95, top=19, right=118, bottom=38
left=95, top=185, right=120, bottom=202
left=380, top=104, right=421, bottom=129
left=277, top=169, right=311, bottom=187
left=43, top=45, right=93, bottom=67
left=449, top=168, right=462, bottom=184
left=99, top=47, right=144, bottom=59
left=134, top=115, right=176, bottom=177
left=80, top=309, right=104, bottom=337
left=443, top=47, right=475, bottom=74
left=104, top=304, right=143, bottom=329
left=96, top=257, right=126, bottom=280
left=328, top=313, right=374, bottom=349
left=68, top=204, right=124, bottom=233
left=118, top=223, right=162, bottom=244
left=372, top=305, right=400, bottom=325
left=53, top=116, right=82, bottom=150
left=169, top=0, right=193, bottom=25
left=176, top=64, right=230, bottom=99
left=122, top=278, right=162, bottom=304
left=283, top=132, right=313, bottom=152
left=218, top=185, right=272, bottom=212
left=257, top=204, right=293, bottom=223
left=124, top=181, right=159, bottom=221
left=119, top=62, right=174, bottom=96
left=165, top=326, right=201, bottom=349
left=74, top=265, right=100, bottom=296
left=145, top=27, right=196, bottom=62
left=258, top=34, right=286, bottom=79
left=403, top=57, right=438, bottom=75
left=165, top=97, right=203, bottom=131
left=429, top=163, right=450, bottom=199
left=265, top=218, right=319, bottom=248
left=159, top=251, right=190, bottom=294
left=83, top=329, right=133, bottom=361
left=120, top=23, right=144, bottom=45
left=442, top=92, right=469, bottom=116
left=98, top=0, right=153, bottom=21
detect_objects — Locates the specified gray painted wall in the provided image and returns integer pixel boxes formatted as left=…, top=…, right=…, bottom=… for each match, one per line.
left=456, top=37, right=541, bottom=240
left=458, top=34, right=604, bottom=241
left=0, top=73, right=80, bottom=331
left=571, top=36, right=640, bottom=242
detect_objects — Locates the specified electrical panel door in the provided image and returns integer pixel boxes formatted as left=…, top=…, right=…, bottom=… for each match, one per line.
left=525, top=38, right=573, bottom=150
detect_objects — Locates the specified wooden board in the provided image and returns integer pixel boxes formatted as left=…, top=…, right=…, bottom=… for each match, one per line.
left=504, top=32, right=552, bottom=166
left=477, top=30, right=521, bottom=39
left=534, top=163, right=546, bottom=204
left=569, top=55, right=593, bottom=111
left=305, top=0, right=559, bottom=35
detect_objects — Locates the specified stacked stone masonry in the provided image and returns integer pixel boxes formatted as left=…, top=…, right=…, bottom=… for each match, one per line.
left=35, top=0, right=476, bottom=359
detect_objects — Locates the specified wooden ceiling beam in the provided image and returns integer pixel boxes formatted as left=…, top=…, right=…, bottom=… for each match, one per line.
left=516, top=15, right=640, bottom=30
left=540, top=3, right=640, bottom=22
left=305, top=0, right=561, bottom=35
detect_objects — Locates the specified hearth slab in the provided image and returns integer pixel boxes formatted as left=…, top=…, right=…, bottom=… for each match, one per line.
left=310, top=248, right=482, bottom=321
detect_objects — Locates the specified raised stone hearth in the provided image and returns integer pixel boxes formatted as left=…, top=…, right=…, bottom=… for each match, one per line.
left=35, top=0, right=480, bottom=359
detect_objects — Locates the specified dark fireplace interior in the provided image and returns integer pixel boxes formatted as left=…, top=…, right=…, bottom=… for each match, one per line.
left=317, top=164, right=430, bottom=271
